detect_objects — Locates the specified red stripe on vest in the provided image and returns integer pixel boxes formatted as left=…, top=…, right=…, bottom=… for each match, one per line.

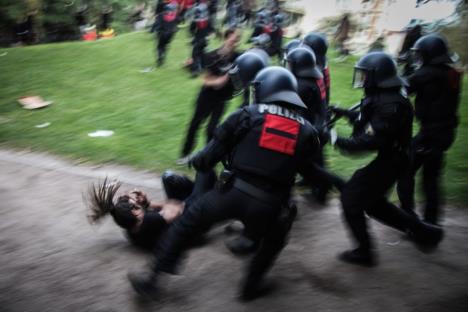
left=163, top=12, right=177, bottom=22
left=259, top=114, right=299, bottom=156
left=263, top=25, right=272, bottom=34
left=324, top=67, right=330, bottom=89
left=197, top=19, right=208, bottom=29
left=317, top=77, right=327, bottom=101
left=448, top=68, right=462, bottom=91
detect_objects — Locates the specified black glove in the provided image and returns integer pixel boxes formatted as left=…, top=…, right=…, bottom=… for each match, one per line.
left=328, top=106, right=348, bottom=119
left=187, top=155, right=195, bottom=169
left=318, top=126, right=330, bottom=146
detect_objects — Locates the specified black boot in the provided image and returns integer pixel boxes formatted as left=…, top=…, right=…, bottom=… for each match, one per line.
left=225, top=235, right=258, bottom=256
left=127, top=271, right=159, bottom=299
left=239, top=276, right=275, bottom=301
left=408, top=221, right=444, bottom=252
left=338, top=248, right=377, bottom=267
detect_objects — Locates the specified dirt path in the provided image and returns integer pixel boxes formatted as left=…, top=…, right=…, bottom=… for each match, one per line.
left=1, top=149, right=467, bottom=312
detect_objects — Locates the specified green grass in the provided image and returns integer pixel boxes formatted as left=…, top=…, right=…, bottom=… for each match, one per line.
left=1, top=31, right=467, bottom=205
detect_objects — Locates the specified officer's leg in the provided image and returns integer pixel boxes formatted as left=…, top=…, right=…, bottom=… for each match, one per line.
left=366, top=197, right=443, bottom=250
left=241, top=202, right=297, bottom=300
left=366, top=198, right=416, bottom=233
left=341, top=181, right=372, bottom=250
left=206, top=100, right=226, bottom=143
left=156, top=32, right=166, bottom=66
left=184, top=169, right=217, bottom=208
left=191, top=39, right=204, bottom=74
left=339, top=167, right=376, bottom=266
left=181, top=94, right=211, bottom=156
left=158, top=31, right=172, bottom=66
left=128, top=189, right=241, bottom=297
left=397, top=145, right=424, bottom=215
left=422, top=150, right=444, bottom=225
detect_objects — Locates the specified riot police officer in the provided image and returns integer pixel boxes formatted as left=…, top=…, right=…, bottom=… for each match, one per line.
left=286, top=47, right=326, bottom=127
left=286, top=46, right=332, bottom=202
left=303, top=32, right=331, bottom=104
left=128, top=67, right=323, bottom=300
left=330, top=52, right=444, bottom=266
left=397, top=34, right=462, bottom=225
left=282, top=38, right=303, bottom=66
left=229, top=48, right=270, bottom=107
left=189, top=1, right=212, bottom=76
left=154, top=0, right=179, bottom=66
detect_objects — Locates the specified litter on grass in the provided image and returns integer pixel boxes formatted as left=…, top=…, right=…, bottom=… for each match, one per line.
left=88, top=130, right=114, bottom=137
left=18, top=96, right=52, bottom=110
left=35, top=122, right=51, bottom=128
left=139, top=67, right=154, bottom=73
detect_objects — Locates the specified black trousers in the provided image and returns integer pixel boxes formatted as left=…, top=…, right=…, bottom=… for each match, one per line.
left=191, top=37, right=207, bottom=73
left=181, top=91, right=227, bottom=156
left=341, top=153, right=420, bottom=250
left=157, top=30, right=175, bottom=65
left=153, top=186, right=291, bottom=289
left=397, top=131, right=454, bottom=224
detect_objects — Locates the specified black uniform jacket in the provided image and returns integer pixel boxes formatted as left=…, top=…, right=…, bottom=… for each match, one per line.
left=408, top=64, right=462, bottom=137
left=297, top=77, right=327, bottom=128
left=336, top=90, right=413, bottom=155
left=190, top=103, right=322, bottom=195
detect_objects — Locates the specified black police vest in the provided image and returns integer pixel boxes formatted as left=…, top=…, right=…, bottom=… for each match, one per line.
left=230, top=104, right=309, bottom=188
left=361, top=91, right=413, bottom=150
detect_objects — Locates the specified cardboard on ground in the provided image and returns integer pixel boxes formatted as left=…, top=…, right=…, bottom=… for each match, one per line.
left=18, top=96, right=52, bottom=110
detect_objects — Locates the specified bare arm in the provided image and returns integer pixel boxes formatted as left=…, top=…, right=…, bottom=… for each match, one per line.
left=203, top=72, right=229, bottom=89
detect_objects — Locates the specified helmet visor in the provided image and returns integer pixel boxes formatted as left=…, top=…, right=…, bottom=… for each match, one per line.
left=352, top=68, right=367, bottom=88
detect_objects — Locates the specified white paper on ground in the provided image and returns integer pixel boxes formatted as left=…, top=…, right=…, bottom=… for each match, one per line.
left=139, top=67, right=154, bottom=73
left=35, top=122, right=51, bottom=128
left=88, top=130, right=114, bottom=137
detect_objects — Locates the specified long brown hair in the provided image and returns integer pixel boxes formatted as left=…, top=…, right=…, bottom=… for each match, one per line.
left=84, top=177, right=137, bottom=229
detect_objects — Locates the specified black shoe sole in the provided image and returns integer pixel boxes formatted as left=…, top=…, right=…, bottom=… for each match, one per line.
left=338, top=252, right=377, bottom=267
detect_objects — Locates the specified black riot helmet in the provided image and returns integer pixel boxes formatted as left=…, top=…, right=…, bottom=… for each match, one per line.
left=193, top=2, right=209, bottom=21
left=255, top=10, right=269, bottom=27
left=282, top=39, right=311, bottom=66
left=272, top=13, right=284, bottom=27
left=229, top=50, right=270, bottom=93
left=283, top=39, right=302, bottom=54
left=352, top=52, right=406, bottom=89
left=286, top=47, right=323, bottom=79
left=252, top=66, right=306, bottom=109
left=303, top=32, right=328, bottom=70
left=411, top=33, right=458, bottom=66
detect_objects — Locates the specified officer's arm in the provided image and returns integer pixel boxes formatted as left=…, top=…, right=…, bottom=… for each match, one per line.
left=406, top=69, right=426, bottom=95
left=190, top=109, right=249, bottom=171
left=335, top=104, right=396, bottom=152
left=299, top=131, right=346, bottom=191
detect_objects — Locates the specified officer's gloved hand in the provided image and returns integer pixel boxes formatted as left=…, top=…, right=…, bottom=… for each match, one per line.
left=329, top=106, right=348, bottom=119
left=318, top=127, right=330, bottom=146
left=319, top=127, right=337, bottom=146
left=187, top=155, right=195, bottom=169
